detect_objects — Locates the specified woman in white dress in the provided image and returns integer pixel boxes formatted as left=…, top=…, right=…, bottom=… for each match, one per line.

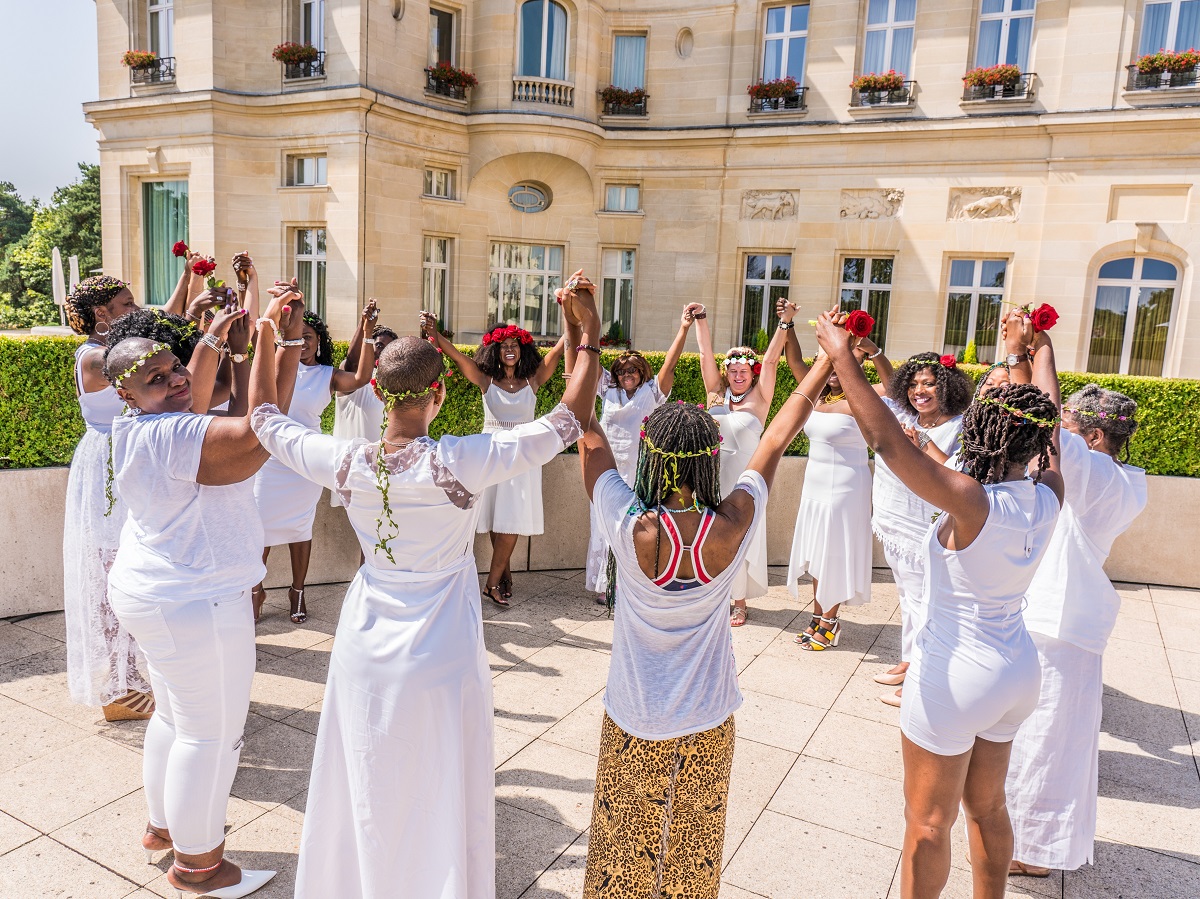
left=331, top=308, right=395, bottom=449
left=423, top=314, right=566, bottom=606
left=814, top=312, right=1064, bottom=899
left=872, top=352, right=972, bottom=704
left=785, top=334, right=892, bottom=650
left=574, top=304, right=698, bottom=605
left=576, top=312, right=838, bottom=898
left=61, top=276, right=155, bottom=721
left=694, top=301, right=791, bottom=626
left=104, top=285, right=299, bottom=898
left=253, top=282, right=606, bottom=899
left=1005, top=366, right=1148, bottom=875
left=252, top=305, right=374, bottom=623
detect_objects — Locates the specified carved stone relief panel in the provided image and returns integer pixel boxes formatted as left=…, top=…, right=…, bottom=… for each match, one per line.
left=741, top=190, right=797, bottom=220
left=840, top=188, right=904, bottom=219
left=949, top=187, right=1021, bottom=221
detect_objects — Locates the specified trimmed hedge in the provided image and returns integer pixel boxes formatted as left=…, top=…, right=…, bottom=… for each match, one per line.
left=2, top=336, right=1198, bottom=477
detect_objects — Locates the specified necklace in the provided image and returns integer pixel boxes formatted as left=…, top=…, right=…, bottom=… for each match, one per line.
left=381, top=436, right=417, bottom=450
left=729, top=389, right=750, bottom=404
left=823, top=391, right=846, bottom=405
left=918, top=412, right=945, bottom=430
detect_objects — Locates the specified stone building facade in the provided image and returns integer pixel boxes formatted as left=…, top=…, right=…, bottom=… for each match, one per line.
left=85, top=0, right=1200, bottom=377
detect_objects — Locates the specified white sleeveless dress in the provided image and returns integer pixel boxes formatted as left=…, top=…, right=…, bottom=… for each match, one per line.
left=475, top=381, right=545, bottom=535
left=585, top=372, right=669, bottom=592
left=709, top=392, right=768, bottom=601
left=787, top=410, right=873, bottom=607
left=63, top=343, right=151, bottom=706
left=253, top=362, right=333, bottom=545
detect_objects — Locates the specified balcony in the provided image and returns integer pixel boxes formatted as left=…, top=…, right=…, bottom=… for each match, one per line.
left=129, top=56, right=175, bottom=85
left=513, top=76, right=574, bottom=106
left=748, top=88, right=808, bottom=114
left=1126, top=64, right=1200, bottom=92
left=283, top=51, right=325, bottom=81
left=850, top=81, right=916, bottom=109
left=601, top=98, right=647, bottom=117
left=426, top=73, right=468, bottom=101
left=961, top=72, right=1035, bottom=102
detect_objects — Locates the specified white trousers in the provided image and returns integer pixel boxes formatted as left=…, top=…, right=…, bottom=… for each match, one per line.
left=110, top=588, right=256, bottom=855
left=1005, top=633, right=1103, bottom=871
left=882, top=546, right=926, bottom=663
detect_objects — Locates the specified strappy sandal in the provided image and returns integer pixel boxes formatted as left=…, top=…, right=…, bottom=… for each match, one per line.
left=103, top=690, right=155, bottom=722
left=729, top=606, right=748, bottom=627
left=800, top=616, right=840, bottom=651
left=499, top=572, right=513, bottom=600
left=250, top=586, right=267, bottom=624
left=794, top=614, right=822, bottom=645
left=1009, top=861, right=1051, bottom=878
left=483, top=584, right=509, bottom=608
left=288, top=587, right=307, bottom=624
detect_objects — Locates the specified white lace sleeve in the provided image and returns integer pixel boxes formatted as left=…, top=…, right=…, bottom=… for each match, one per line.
left=543, top=402, right=584, bottom=446
left=250, top=402, right=356, bottom=491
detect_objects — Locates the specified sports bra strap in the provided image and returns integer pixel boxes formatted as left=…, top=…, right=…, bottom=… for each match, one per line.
left=652, top=506, right=716, bottom=587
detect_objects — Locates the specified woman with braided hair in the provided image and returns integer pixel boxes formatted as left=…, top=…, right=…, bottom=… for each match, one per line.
left=1003, top=326, right=1148, bottom=878
left=576, top=313, right=839, bottom=898
left=249, top=278, right=606, bottom=899
left=61, top=276, right=155, bottom=721
left=814, top=312, right=1064, bottom=899
left=251, top=303, right=374, bottom=623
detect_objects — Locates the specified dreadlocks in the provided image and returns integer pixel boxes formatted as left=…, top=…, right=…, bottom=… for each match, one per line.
left=64, top=276, right=128, bottom=336
left=107, top=308, right=200, bottom=364
left=1063, top=384, right=1139, bottom=461
left=959, top=382, right=1058, bottom=485
left=303, top=310, right=335, bottom=366
left=605, top=402, right=723, bottom=610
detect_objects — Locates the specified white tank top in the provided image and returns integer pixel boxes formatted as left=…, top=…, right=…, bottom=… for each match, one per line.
left=482, top=381, right=536, bottom=432
left=290, top=363, right=335, bottom=430
left=74, top=344, right=125, bottom=434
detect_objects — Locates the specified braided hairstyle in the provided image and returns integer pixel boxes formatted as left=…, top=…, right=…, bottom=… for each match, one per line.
left=303, top=310, right=335, bottom=366
left=1063, top=384, right=1139, bottom=461
left=106, top=308, right=200, bottom=364
left=889, top=352, right=973, bottom=416
left=605, top=402, right=723, bottom=609
left=475, top=334, right=542, bottom=380
left=960, top=382, right=1058, bottom=485
left=64, top=276, right=128, bottom=336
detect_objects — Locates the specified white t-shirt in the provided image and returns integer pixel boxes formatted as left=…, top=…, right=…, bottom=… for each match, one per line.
left=594, top=468, right=766, bottom=740
left=108, top=412, right=266, bottom=601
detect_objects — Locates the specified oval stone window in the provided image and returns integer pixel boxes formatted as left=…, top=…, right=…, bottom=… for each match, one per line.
left=508, top=183, right=550, bottom=213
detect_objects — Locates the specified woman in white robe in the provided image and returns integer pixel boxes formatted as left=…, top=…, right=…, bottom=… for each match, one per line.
left=255, top=283, right=607, bottom=899
left=1005, top=382, right=1147, bottom=877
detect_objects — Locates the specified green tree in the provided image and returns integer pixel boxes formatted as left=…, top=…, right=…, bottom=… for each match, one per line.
left=0, top=181, right=36, bottom=303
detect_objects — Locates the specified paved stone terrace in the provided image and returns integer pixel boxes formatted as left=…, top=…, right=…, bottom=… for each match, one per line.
left=0, top=570, right=1197, bottom=898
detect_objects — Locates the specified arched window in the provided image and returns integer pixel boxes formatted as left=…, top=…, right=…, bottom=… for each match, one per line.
left=518, top=0, right=568, bottom=80
left=1087, top=256, right=1180, bottom=376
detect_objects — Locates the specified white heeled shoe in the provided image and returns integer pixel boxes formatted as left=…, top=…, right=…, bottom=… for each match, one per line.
left=175, top=869, right=277, bottom=898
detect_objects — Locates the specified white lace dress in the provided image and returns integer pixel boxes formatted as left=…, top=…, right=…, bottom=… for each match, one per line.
left=585, top=371, right=668, bottom=592
left=63, top=343, right=151, bottom=706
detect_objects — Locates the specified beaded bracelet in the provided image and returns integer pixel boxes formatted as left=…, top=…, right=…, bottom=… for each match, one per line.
left=576, top=344, right=601, bottom=355
left=277, top=336, right=305, bottom=348
left=255, top=317, right=277, bottom=333
left=778, top=321, right=795, bottom=330
left=692, top=312, right=707, bottom=319
left=868, top=348, right=884, bottom=359
left=173, top=861, right=223, bottom=875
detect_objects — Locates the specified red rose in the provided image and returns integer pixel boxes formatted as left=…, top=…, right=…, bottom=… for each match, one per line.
left=172, top=241, right=189, bottom=258
left=482, top=333, right=492, bottom=345
left=752, top=362, right=762, bottom=375
left=940, top=354, right=957, bottom=368
left=844, top=309, right=875, bottom=338
left=1030, top=303, right=1059, bottom=332
left=192, top=258, right=216, bottom=277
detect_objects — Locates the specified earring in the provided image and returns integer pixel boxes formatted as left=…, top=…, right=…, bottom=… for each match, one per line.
left=94, top=321, right=110, bottom=337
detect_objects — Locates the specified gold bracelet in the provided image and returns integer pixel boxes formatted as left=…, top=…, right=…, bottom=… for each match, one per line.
left=791, top=390, right=815, bottom=409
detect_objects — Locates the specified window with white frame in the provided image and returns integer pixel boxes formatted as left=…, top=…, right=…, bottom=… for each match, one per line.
left=863, top=0, right=915, bottom=75
left=429, top=6, right=456, bottom=66
left=762, top=4, right=810, bottom=82
left=294, top=227, right=327, bottom=319
left=601, top=249, right=636, bottom=344
left=839, top=256, right=894, bottom=349
left=942, top=258, right=1007, bottom=364
left=423, top=237, right=451, bottom=327
left=741, top=253, right=791, bottom=346
left=143, top=180, right=188, bottom=306
left=148, top=0, right=174, bottom=57
left=423, top=168, right=456, bottom=199
left=286, top=155, right=327, bottom=187
left=612, top=34, right=647, bottom=89
left=1087, top=257, right=1179, bottom=376
left=299, top=0, right=325, bottom=50
left=604, top=184, right=640, bottom=212
left=487, top=242, right=563, bottom=335
left=518, top=0, right=568, bottom=80
left=975, top=0, right=1035, bottom=70
left=1139, top=1, right=1200, bottom=55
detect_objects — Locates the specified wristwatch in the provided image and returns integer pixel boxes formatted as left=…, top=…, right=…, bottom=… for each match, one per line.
left=1006, top=352, right=1029, bottom=366
left=230, top=351, right=248, bottom=363
left=778, top=320, right=795, bottom=330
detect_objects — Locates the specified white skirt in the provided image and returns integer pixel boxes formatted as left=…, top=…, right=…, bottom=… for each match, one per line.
left=786, top=478, right=873, bottom=607
left=63, top=428, right=150, bottom=706
left=474, top=466, right=544, bottom=536
left=1006, top=633, right=1103, bottom=871
left=254, top=455, right=324, bottom=545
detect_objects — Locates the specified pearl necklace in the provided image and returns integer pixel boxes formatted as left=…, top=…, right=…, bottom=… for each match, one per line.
left=729, top=389, right=750, bottom=404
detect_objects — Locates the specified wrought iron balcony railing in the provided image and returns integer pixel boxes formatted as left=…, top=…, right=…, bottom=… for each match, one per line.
left=601, top=97, right=648, bottom=116
left=513, top=75, right=575, bottom=106
left=961, top=72, right=1035, bottom=102
left=1126, top=64, right=1200, bottom=91
left=426, top=73, right=468, bottom=100
left=284, top=51, right=326, bottom=80
left=130, top=56, right=175, bottom=85
left=748, top=88, right=808, bottom=113
left=850, top=81, right=916, bottom=108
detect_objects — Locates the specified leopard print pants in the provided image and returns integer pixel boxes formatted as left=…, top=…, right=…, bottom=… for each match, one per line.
left=583, top=712, right=736, bottom=899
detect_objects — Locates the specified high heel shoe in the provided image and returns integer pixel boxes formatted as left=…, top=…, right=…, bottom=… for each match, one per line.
left=483, top=583, right=509, bottom=608
left=799, top=616, right=840, bottom=651
left=103, top=690, right=155, bottom=722
left=288, top=587, right=307, bottom=624
left=143, top=825, right=171, bottom=864
left=174, top=868, right=277, bottom=898
left=873, top=666, right=907, bottom=686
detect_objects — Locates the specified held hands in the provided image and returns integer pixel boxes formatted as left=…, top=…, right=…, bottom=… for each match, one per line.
left=682, top=303, right=705, bottom=326
left=226, top=304, right=252, bottom=354
left=362, top=298, right=380, bottom=326
left=266, top=279, right=304, bottom=333
left=232, top=252, right=255, bottom=289
left=854, top=336, right=880, bottom=363
left=1002, top=309, right=1035, bottom=353
left=558, top=270, right=598, bottom=330
left=208, top=294, right=247, bottom=340
left=812, top=308, right=856, bottom=357
left=776, top=298, right=799, bottom=324
left=418, top=310, right=438, bottom=338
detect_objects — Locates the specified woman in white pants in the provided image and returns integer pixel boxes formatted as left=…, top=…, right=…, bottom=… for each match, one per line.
left=105, top=286, right=301, bottom=898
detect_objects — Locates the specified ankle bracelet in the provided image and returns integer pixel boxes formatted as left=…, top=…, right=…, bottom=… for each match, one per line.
left=173, top=860, right=222, bottom=875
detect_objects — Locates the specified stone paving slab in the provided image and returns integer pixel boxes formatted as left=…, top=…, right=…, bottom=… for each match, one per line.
left=0, top=568, right=1197, bottom=897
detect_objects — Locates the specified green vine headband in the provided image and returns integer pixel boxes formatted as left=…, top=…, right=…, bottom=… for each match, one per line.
left=111, top=343, right=169, bottom=388
left=1063, top=406, right=1133, bottom=423
left=640, top=410, right=723, bottom=497
left=975, top=395, right=1060, bottom=429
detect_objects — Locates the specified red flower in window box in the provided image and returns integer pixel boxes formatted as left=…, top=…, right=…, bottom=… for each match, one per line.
left=272, top=42, right=320, bottom=65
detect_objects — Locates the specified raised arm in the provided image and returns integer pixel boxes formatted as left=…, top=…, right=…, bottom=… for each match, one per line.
left=655, top=305, right=698, bottom=396
left=222, top=311, right=252, bottom=417
left=232, top=252, right=260, bottom=321
left=186, top=293, right=240, bottom=414
left=531, top=333, right=566, bottom=390
left=422, top=311, right=490, bottom=390
left=753, top=303, right=791, bottom=408
left=332, top=300, right=378, bottom=395
left=162, top=252, right=198, bottom=316
left=341, top=297, right=374, bottom=374
left=743, top=345, right=833, bottom=491
left=693, top=309, right=723, bottom=396
left=860, top=336, right=894, bottom=393
left=779, top=300, right=811, bottom=382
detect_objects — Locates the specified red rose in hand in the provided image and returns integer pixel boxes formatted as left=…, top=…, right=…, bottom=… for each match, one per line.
left=844, top=309, right=875, bottom=339
left=192, top=258, right=216, bottom=277
left=940, top=354, right=957, bottom=368
left=1030, top=303, right=1059, bottom=332
left=172, top=241, right=189, bottom=258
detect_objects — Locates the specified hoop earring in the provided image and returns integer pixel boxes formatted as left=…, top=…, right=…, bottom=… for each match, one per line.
left=93, top=321, right=110, bottom=337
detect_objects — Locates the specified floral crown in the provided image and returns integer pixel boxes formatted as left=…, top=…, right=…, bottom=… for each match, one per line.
left=112, top=343, right=169, bottom=387
left=1064, top=406, right=1133, bottom=423
left=722, top=352, right=762, bottom=375
left=639, top=405, right=723, bottom=496
left=483, top=324, right=533, bottom=346
left=975, top=395, right=1059, bottom=428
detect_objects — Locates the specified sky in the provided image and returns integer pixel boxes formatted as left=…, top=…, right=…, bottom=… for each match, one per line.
left=0, top=0, right=100, bottom=204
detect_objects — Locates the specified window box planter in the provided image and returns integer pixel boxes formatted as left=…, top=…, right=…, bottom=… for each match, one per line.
left=273, top=42, right=324, bottom=79
left=598, top=86, right=648, bottom=116
left=122, top=50, right=175, bottom=85
left=851, top=81, right=915, bottom=107
left=961, top=69, right=1034, bottom=102
left=747, top=76, right=806, bottom=112
left=425, top=62, right=478, bottom=100
left=1127, top=50, right=1200, bottom=91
